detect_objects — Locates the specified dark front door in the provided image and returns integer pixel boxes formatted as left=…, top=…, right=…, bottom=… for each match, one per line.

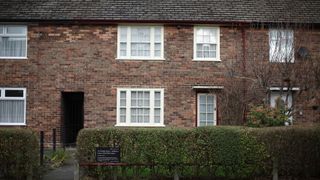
left=62, top=92, right=84, bottom=146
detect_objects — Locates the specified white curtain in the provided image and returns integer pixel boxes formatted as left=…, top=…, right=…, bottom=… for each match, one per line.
left=0, top=100, right=25, bottom=123
left=0, top=37, right=26, bottom=57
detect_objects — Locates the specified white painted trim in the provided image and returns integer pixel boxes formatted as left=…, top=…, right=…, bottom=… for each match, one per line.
left=115, top=124, right=166, bottom=127
left=0, top=25, right=28, bottom=59
left=193, top=26, right=220, bottom=61
left=117, top=25, right=164, bottom=60
left=197, top=93, right=217, bottom=127
left=193, top=85, right=224, bottom=90
left=116, top=88, right=165, bottom=127
left=269, top=87, right=300, bottom=91
left=0, top=87, right=27, bottom=126
left=116, top=58, right=165, bottom=61
left=0, top=123, right=26, bottom=126
left=0, top=57, right=28, bottom=60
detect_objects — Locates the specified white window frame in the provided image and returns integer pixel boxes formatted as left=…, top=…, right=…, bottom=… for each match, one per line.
left=193, top=26, right=220, bottom=61
left=116, top=88, right=165, bottom=127
left=269, top=29, right=294, bottom=63
left=0, top=87, right=27, bottom=126
left=197, top=93, right=217, bottom=127
left=0, top=25, right=28, bottom=59
left=117, top=25, right=164, bottom=60
left=269, top=89, right=294, bottom=124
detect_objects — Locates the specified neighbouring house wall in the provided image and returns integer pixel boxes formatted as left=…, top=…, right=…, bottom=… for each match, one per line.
left=0, top=24, right=319, bottom=146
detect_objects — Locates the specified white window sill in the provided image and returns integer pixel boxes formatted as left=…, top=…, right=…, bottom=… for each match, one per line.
left=116, top=57, right=165, bottom=61
left=0, top=123, right=26, bottom=126
left=0, top=57, right=28, bottom=60
left=115, top=124, right=165, bottom=127
left=192, top=59, right=221, bottom=62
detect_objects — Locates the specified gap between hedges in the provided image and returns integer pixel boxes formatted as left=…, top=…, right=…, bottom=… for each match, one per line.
left=77, top=126, right=320, bottom=179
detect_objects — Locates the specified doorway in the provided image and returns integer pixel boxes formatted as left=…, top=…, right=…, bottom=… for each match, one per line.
left=61, top=92, right=84, bottom=146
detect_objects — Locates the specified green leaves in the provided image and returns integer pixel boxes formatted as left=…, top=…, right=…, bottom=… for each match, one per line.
left=0, top=129, right=39, bottom=179
left=77, top=127, right=267, bottom=178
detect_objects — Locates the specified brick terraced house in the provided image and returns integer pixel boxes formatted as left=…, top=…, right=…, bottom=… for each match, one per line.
left=0, top=0, right=319, bottom=146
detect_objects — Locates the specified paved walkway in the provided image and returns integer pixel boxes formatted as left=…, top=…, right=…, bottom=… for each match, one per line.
left=42, top=149, right=76, bottom=180
left=42, top=163, right=74, bottom=180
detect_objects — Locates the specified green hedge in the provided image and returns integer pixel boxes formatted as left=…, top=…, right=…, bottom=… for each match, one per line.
left=77, top=127, right=267, bottom=179
left=250, top=126, right=320, bottom=177
left=0, top=128, right=39, bottom=179
left=77, top=126, right=320, bottom=179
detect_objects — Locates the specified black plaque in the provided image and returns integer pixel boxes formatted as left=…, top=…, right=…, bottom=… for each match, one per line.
left=96, top=147, right=120, bottom=163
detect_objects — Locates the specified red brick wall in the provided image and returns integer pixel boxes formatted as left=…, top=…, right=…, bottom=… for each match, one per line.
left=0, top=24, right=319, bottom=146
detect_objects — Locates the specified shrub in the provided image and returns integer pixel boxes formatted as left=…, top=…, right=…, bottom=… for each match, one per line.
left=45, top=148, right=70, bottom=168
left=77, top=127, right=267, bottom=179
left=0, top=128, right=39, bottom=179
left=250, top=126, right=320, bottom=178
left=247, top=105, right=289, bottom=127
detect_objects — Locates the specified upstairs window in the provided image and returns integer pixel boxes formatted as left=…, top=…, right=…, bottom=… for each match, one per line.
left=117, top=26, right=164, bottom=60
left=194, top=27, right=220, bottom=61
left=116, top=88, right=164, bottom=127
left=0, top=25, right=27, bottom=59
left=269, top=29, right=294, bottom=63
left=0, top=88, right=26, bottom=125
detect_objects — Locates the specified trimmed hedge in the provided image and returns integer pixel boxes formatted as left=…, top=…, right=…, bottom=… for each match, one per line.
left=77, top=127, right=267, bottom=179
left=0, top=128, right=39, bottom=179
left=250, top=126, right=320, bottom=177
left=77, top=126, right=320, bottom=179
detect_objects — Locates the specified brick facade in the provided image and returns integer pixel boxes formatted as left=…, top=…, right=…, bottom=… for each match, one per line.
left=0, top=24, right=319, bottom=146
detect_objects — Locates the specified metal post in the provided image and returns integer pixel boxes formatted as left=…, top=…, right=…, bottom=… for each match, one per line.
left=53, top=128, right=56, bottom=151
left=40, top=131, right=44, bottom=165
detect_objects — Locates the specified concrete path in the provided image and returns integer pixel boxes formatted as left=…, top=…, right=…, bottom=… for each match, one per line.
left=42, top=163, right=74, bottom=180
left=42, top=148, right=76, bottom=180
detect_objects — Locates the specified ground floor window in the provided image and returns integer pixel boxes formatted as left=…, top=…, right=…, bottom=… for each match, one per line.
left=0, top=87, right=26, bottom=125
left=270, top=91, right=292, bottom=109
left=116, top=88, right=164, bottom=127
left=197, top=93, right=217, bottom=126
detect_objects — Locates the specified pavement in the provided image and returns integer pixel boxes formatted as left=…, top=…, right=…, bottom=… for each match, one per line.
left=42, top=148, right=76, bottom=180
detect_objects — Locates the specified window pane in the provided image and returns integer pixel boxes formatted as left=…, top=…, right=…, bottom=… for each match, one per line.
left=120, top=99, right=126, bottom=106
left=154, top=43, right=161, bottom=57
left=6, top=26, right=27, bottom=35
left=199, top=121, right=206, bottom=126
left=200, top=113, right=206, bottom=121
left=131, top=43, right=150, bottom=57
left=0, top=37, right=26, bottom=57
left=0, top=100, right=24, bottom=123
left=131, top=91, right=137, bottom=98
left=5, top=90, right=24, bottom=97
left=269, top=29, right=293, bottom=62
left=155, top=92, right=161, bottom=99
left=131, top=99, right=137, bottom=106
left=0, top=26, right=3, bottom=34
left=199, top=95, right=206, bottom=104
left=154, top=27, right=161, bottom=42
left=207, top=113, right=214, bottom=121
left=119, top=27, right=127, bottom=42
left=120, top=116, right=126, bottom=123
left=131, top=27, right=150, bottom=42
left=200, top=104, right=206, bottom=113
left=154, top=116, right=160, bottom=123
left=120, top=43, right=127, bottom=56
left=120, top=91, right=126, bottom=99
left=207, top=104, right=214, bottom=113
left=207, top=96, right=214, bottom=104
